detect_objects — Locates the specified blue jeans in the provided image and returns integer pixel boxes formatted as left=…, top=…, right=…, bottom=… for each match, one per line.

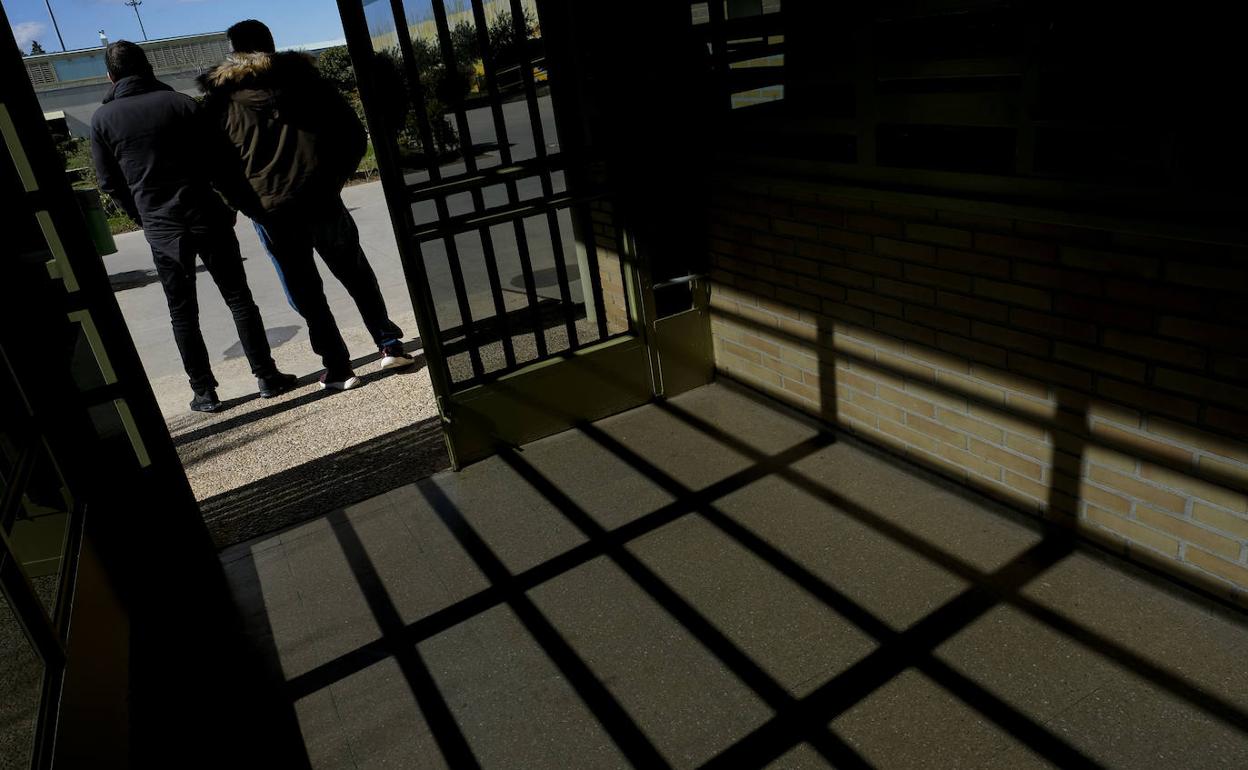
left=253, top=197, right=402, bottom=357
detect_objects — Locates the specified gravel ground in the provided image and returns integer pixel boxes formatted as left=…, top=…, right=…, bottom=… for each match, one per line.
left=167, top=312, right=599, bottom=549
left=167, top=328, right=449, bottom=549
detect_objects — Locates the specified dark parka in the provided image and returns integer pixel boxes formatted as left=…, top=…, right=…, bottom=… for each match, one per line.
left=198, top=52, right=366, bottom=219
left=90, top=75, right=235, bottom=233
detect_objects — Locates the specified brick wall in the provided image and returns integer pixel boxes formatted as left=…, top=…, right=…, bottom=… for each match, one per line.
left=590, top=199, right=631, bottom=336
left=706, top=179, right=1248, bottom=605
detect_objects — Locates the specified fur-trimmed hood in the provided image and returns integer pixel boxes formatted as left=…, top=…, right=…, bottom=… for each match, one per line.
left=195, top=48, right=366, bottom=218
left=198, top=50, right=319, bottom=94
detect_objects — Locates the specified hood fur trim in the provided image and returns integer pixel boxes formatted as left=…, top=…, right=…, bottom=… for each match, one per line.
left=202, top=51, right=315, bottom=90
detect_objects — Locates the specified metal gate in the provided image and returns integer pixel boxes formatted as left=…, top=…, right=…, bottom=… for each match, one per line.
left=337, top=0, right=706, bottom=466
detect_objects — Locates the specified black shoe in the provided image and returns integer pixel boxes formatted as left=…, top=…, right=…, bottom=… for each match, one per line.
left=257, top=371, right=299, bottom=398
left=190, top=389, right=222, bottom=413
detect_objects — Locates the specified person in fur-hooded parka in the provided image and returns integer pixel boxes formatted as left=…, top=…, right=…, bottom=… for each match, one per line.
left=199, top=43, right=366, bottom=217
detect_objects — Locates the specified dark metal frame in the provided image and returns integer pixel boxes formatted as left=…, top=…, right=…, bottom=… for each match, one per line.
left=2, top=4, right=204, bottom=763
left=340, top=0, right=619, bottom=393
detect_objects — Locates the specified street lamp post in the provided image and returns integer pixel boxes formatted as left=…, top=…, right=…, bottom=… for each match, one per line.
left=125, top=0, right=148, bottom=42
left=43, top=0, right=66, bottom=51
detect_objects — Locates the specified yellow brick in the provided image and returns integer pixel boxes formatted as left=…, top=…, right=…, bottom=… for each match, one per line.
left=911, top=377, right=972, bottom=412
left=1006, top=393, right=1059, bottom=420
left=839, top=324, right=902, bottom=353
left=939, top=409, right=1006, bottom=444
left=937, top=371, right=1005, bottom=406
left=835, top=368, right=879, bottom=396
left=1200, top=456, right=1248, bottom=487
left=878, top=384, right=937, bottom=418
left=1192, top=502, right=1248, bottom=540
left=722, top=357, right=783, bottom=389
left=777, top=316, right=820, bottom=343
left=1086, top=401, right=1142, bottom=429
left=741, top=333, right=782, bottom=359
left=760, top=295, right=806, bottom=322
left=827, top=333, right=878, bottom=363
left=855, top=394, right=906, bottom=424
left=772, top=384, right=819, bottom=414
left=1081, top=481, right=1132, bottom=515
left=1084, top=506, right=1181, bottom=557
left=1005, top=433, right=1052, bottom=463
left=711, top=320, right=745, bottom=343
left=832, top=382, right=858, bottom=403
left=1002, top=469, right=1050, bottom=500
left=936, top=442, right=1003, bottom=481
left=1050, top=451, right=1082, bottom=480
left=717, top=339, right=762, bottom=365
left=780, top=346, right=819, bottom=372
left=1084, top=445, right=1137, bottom=473
left=1134, top=507, right=1241, bottom=560
left=908, top=414, right=968, bottom=448
left=1141, top=462, right=1248, bottom=512
left=781, top=376, right=820, bottom=405
left=877, top=351, right=937, bottom=384
left=851, top=362, right=903, bottom=394
left=870, top=419, right=913, bottom=452
left=969, top=439, right=1044, bottom=480
left=762, top=355, right=806, bottom=382
left=735, top=303, right=781, bottom=329
left=1090, top=423, right=1194, bottom=468
left=904, top=342, right=970, bottom=374
left=841, top=415, right=876, bottom=437
left=1089, top=465, right=1187, bottom=514
left=968, top=403, right=1047, bottom=441
left=878, top=417, right=942, bottom=455
left=970, top=364, right=1049, bottom=400
left=1146, top=418, right=1248, bottom=464
left=1186, top=547, right=1248, bottom=588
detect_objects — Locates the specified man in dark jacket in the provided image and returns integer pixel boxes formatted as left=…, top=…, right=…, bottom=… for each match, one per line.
left=91, top=41, right=296, bottom=413
left=199, top=20, right=414, bottom=391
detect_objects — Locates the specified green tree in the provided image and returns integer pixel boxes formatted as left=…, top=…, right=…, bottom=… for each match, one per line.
left=52, top=136, right=139, bottom=234
left=315, top=45, right=357, bottom=93
left=486, top=9, right=536, bottom=67
left=450, top=19, right=479, bottom=64
left=29, top=40, right=46, bottom=56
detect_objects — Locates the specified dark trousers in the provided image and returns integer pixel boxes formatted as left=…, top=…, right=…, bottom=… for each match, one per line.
left=254, top=197, right=402, bottom=373
left=147, top=226, right=277, bottom=394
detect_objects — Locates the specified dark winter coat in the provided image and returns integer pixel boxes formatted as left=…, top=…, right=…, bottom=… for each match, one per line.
left=198, top=52, right=366, bottom=218
left=90, top=75, right=235, bottom=233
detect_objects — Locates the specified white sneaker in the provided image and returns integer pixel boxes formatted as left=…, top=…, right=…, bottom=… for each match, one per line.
left=320, top=371, right=362, bottom=391
left=379, top=343, right=416, bottom=370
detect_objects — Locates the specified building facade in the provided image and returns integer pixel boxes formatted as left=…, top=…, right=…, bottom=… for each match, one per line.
left=23, top=32, right=230, bottom=137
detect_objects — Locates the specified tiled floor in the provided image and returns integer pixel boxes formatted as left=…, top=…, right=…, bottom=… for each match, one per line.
left=221, top=383, right=1248, bottom=769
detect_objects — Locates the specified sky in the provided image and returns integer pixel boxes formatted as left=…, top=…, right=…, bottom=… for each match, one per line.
left=4, top=0, right=351, bottom=53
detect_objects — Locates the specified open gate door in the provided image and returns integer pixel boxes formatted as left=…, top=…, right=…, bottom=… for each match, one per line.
left=336, top=0, right=714, bottom=467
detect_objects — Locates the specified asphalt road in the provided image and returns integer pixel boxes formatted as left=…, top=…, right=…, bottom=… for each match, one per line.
left=109, top=96, right=588, bottom=418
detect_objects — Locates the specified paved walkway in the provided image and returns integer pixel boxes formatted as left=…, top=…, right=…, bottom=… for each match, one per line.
left=221, top=383, right=1248, bottom=768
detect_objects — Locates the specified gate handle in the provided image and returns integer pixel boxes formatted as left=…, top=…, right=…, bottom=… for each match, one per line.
left=651, top=273, right=708, bottom=291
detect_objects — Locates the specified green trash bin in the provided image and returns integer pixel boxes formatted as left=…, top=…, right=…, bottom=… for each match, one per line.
left=74, top=187, right=118, bottom=257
